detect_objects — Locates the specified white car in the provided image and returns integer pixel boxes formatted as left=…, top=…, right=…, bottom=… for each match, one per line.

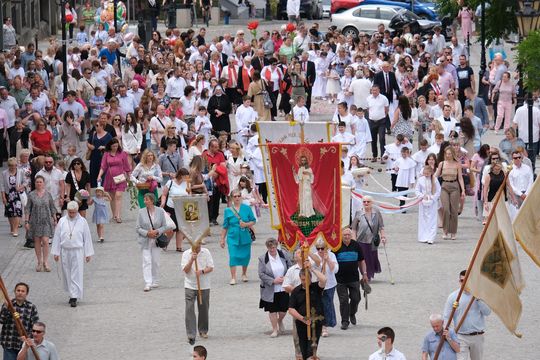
left=330, top=4, right=403, bottom=37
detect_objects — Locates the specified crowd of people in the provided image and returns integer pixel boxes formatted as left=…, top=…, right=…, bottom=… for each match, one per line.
left=1, top=0, right=539, bottom=358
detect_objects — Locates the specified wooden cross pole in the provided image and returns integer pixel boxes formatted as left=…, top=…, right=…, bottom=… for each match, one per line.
left=184, top=228, right=210, bottom=306
left=0, top=276, right=41, bottom=360
left=301, top=241, right=312, bottom=340
left=310, top=306, right=325, bottom=359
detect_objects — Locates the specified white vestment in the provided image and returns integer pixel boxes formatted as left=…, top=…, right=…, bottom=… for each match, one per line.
left=51, top=214, right=94, bottom=299
left=235, top=105, right=258, bottom=148
left=350, top=116, right=372, bottom=158
left=295, top=167, right=315, bottom=217
left=415, top=176, right=441, bottom=243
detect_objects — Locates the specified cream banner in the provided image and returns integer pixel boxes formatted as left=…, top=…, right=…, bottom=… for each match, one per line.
left=172, top=194, right=210, bottom=245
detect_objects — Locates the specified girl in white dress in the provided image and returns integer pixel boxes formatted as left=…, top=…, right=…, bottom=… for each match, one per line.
left=325, top=64, right=341, bottom=104
left=415, top=166, right=441, bottom=244
left=312, top=52, right=329, bottom=99
left=393, top=147, right=417, bottom=207
left=338, top=67, right=354, bottom=107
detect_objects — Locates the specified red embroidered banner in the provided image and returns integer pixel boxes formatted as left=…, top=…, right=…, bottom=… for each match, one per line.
left=268, top=143, right=342, bottom=250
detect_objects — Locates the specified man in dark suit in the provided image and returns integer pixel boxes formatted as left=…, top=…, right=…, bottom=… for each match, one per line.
left=300, top=52, right=316, bottom=111
left=215, top=42, right=228, bottom=65
left=252, top=49, right=269, bottom=72
left=373, top=62, right=401, bottom=131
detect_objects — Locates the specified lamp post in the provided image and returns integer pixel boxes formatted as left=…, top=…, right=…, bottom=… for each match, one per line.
left=265, top=0, right=272, bottom=20
left=58, top=0, right=69, bottom=100
left=516, top=0, right=540, bottom=171
left=478, top=1, right=486, bottom=98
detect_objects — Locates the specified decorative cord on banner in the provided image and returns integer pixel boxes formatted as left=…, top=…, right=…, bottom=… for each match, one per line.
left=351, top=190, right=423, bottom=214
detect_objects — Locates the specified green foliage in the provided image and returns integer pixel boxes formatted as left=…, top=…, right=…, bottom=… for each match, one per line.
left=516, top=30, right=540, bottom=91
left=435, top=0, right=517, bottom=45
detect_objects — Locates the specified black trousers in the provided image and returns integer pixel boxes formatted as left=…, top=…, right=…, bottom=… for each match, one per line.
left=336, top=281, right=360, bottom=325
left=369, top=118, right=387, bottom=158
left=396, top=186, right=408, bottom=206
left=305, top=87, right=313, bottom=111
left=257, top=182, right=268, bottom=204
left=0, top=129, right=7, bottom=164
left=270, top=90, right=279, bottom=118
left=295, top=320, right=322, bottom=360
left=208, top=189, right=221, bottom=222
left=391, top=174, right=397, bottom=192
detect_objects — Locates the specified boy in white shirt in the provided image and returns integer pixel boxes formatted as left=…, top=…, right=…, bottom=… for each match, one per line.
left=235, top=95, right=258, bottom=148
left=194, top=106, right=212, bottom=149
left=427, top=133, right=444, bottom=155
left=349, top=106, right=372, bottom=160
left=332, top=121, right=355, bottom=152
left=411, top=139, right=430, bottom=177
left=292, top=95, right=310, bottom=123
left=383, top=134, right=412, bottom=191
left=393, top=147, right=417, bottom=207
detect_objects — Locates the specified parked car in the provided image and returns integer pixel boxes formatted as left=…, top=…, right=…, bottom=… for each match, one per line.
left=322, top=0, right=332, bottom=18
left=277, top=0, right=323, bottom=20
left=330, top=4, right=441, bottom=38
left=390, top=10, right=453, bottom=39
left=331, top=0, right=438, bottom=20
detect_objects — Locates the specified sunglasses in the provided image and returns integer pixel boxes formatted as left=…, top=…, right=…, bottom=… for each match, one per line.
left=32, top=329, right=43, bottom=333
left=316, top=247, right=325, bottom=251
left=45, top=161, right=53, bottom=164
left=513, top=156, right=522, bottom=159
left=73, top=162, right=82, bottom=165
left=232, top=195, right=241, bottom=198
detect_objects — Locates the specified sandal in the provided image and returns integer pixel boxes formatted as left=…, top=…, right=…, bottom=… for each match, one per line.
left=36, top=264, right=43, bottom=272
left=44, top=264, right=51, bottom=272
left=176, top=248, right=184, bottom=252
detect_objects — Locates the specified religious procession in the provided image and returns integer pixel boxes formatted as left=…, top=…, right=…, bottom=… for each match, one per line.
left=1, top=0, right=540, bottom=359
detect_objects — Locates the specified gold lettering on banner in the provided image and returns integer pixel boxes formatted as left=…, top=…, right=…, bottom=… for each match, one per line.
left=481, top=231, right=513, bottom=288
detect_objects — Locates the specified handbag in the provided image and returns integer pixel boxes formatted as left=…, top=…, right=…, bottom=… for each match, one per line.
left=113, top=174, right=127, bottom=184
left=147, top=207, right=170, bottom=248
left=364, top=214, right=380, bottom=247
left=230, top=205, right=256, bottom=242
left=85, top=133, right=96, bottom=160
left=492, top=80, right=502, bottom=103
left=261, top=79, right=273, bottom=109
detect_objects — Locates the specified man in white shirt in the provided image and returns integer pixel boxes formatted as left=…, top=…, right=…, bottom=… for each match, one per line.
left=513, top=103, right=540, bottom=171
left=51, top=201, right=94, bottom=308
left=293, top=27, right=310, bottom=53
left=150, top=105, right=173, bottom=153
left=508, top=150, right=534, bottom=212
left=437, top=105, right=457, bottom=140
left=220, top=33, right=234, bottom=57
left=235, top=96, right=258, bottom=148
left=188, top=45, right=209, bottom=65
left=369, top=327, right=407, bottom=360
left=24, top=86, right=50, bottom=117
left=127, top=80, right=144, bottom=105
left=366, top=84, right=389, bottom=162
left=165, top=67, right=187, bottom=99
left=432, top=26, right=446, bottom=57
left=349, top=70, right=372, bottom=110
left=36, top=156, right=65, bottom=214
left=181, top=243, right=214, bottom=345
left=292, top=96, right=310, bottom=123
left=116, top=84, right=137, bottom=115
left=287, top=0, right=301, bottom=23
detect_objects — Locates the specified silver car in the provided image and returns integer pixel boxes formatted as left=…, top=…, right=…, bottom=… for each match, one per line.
left=330, top=4, right=404, bottom=37
left=321, top=0, right=331, bottom=18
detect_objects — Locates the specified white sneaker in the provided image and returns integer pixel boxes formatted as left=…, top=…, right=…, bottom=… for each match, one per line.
left=143, top=286, right=151, bottom=292
left=270, top=330, right=278, bottom=338
left=229, top=278, right=236, bottom=285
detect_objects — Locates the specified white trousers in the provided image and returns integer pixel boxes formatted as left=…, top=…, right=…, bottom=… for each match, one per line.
left=457, top=333, right=484, bottom=360
left=142, top=240, right=161, bottom=287
left=61, top=248, right=85, bottom=299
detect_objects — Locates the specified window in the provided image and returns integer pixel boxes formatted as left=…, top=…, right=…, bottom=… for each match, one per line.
left=379, top=9, right=395, bottom=20
left=353, top=9, right=362, bottom=17
left=361, top=8, right=377, bottom=19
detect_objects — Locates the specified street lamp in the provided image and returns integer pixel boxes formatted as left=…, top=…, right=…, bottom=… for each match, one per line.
left=516, top=0, right=540, bottom=171
left=55, top=0, right=70, bottom=100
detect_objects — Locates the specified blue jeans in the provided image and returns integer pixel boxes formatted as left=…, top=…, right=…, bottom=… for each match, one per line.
left=322, top=286, right=337, bottom=327
left=3, top=348, right=19, bottom=360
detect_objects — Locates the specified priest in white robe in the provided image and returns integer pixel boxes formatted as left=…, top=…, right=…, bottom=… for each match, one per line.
left=51, top=201, right=94, bottom=307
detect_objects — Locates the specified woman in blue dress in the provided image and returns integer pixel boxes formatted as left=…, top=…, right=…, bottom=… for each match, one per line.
left=220, top=189, right=256, bottom=285
left=87, top=121, right=113, bottom=188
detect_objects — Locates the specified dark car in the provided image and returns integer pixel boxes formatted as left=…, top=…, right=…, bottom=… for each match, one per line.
left=277, top=0, right=323, bottom=20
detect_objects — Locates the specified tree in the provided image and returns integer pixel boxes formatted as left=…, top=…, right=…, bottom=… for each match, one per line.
left=435, top=0, right=517, bottom=45
left=516, top=30, right=540, bottom=91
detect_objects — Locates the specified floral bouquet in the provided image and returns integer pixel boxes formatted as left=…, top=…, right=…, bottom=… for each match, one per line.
left=286, top=23, right=297, bottom=41
left=247, top=20, right=259, bottom=39
left=74, top=189, right=90, bottom=204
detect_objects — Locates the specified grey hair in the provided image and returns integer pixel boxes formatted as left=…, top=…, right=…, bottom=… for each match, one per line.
left=314, top=238, right=326, bottom=249
left=143, top=192, right=156, bottom=202
left=265, top=238, right=278, bottom=249
left=67, top=201, right=79, bottom=211
left=429, top=314, right=443, bottom=322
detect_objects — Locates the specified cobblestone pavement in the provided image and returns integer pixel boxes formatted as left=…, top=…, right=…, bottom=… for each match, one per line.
left=1, top=19, right=538, bottom=360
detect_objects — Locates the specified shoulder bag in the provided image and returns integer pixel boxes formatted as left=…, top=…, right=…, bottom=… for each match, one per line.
left=85, top=133, right=95, bottom=160
left=230, top=205, right=256, bottom=242
left=147, top=207, right=170, bottom=248
left=261, top=80, right=273, bottom=109
left=364, top=214, right=380, bottom=247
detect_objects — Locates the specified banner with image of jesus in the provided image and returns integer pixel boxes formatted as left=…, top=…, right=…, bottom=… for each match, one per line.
left=268, top=143, right=342, bottom=250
